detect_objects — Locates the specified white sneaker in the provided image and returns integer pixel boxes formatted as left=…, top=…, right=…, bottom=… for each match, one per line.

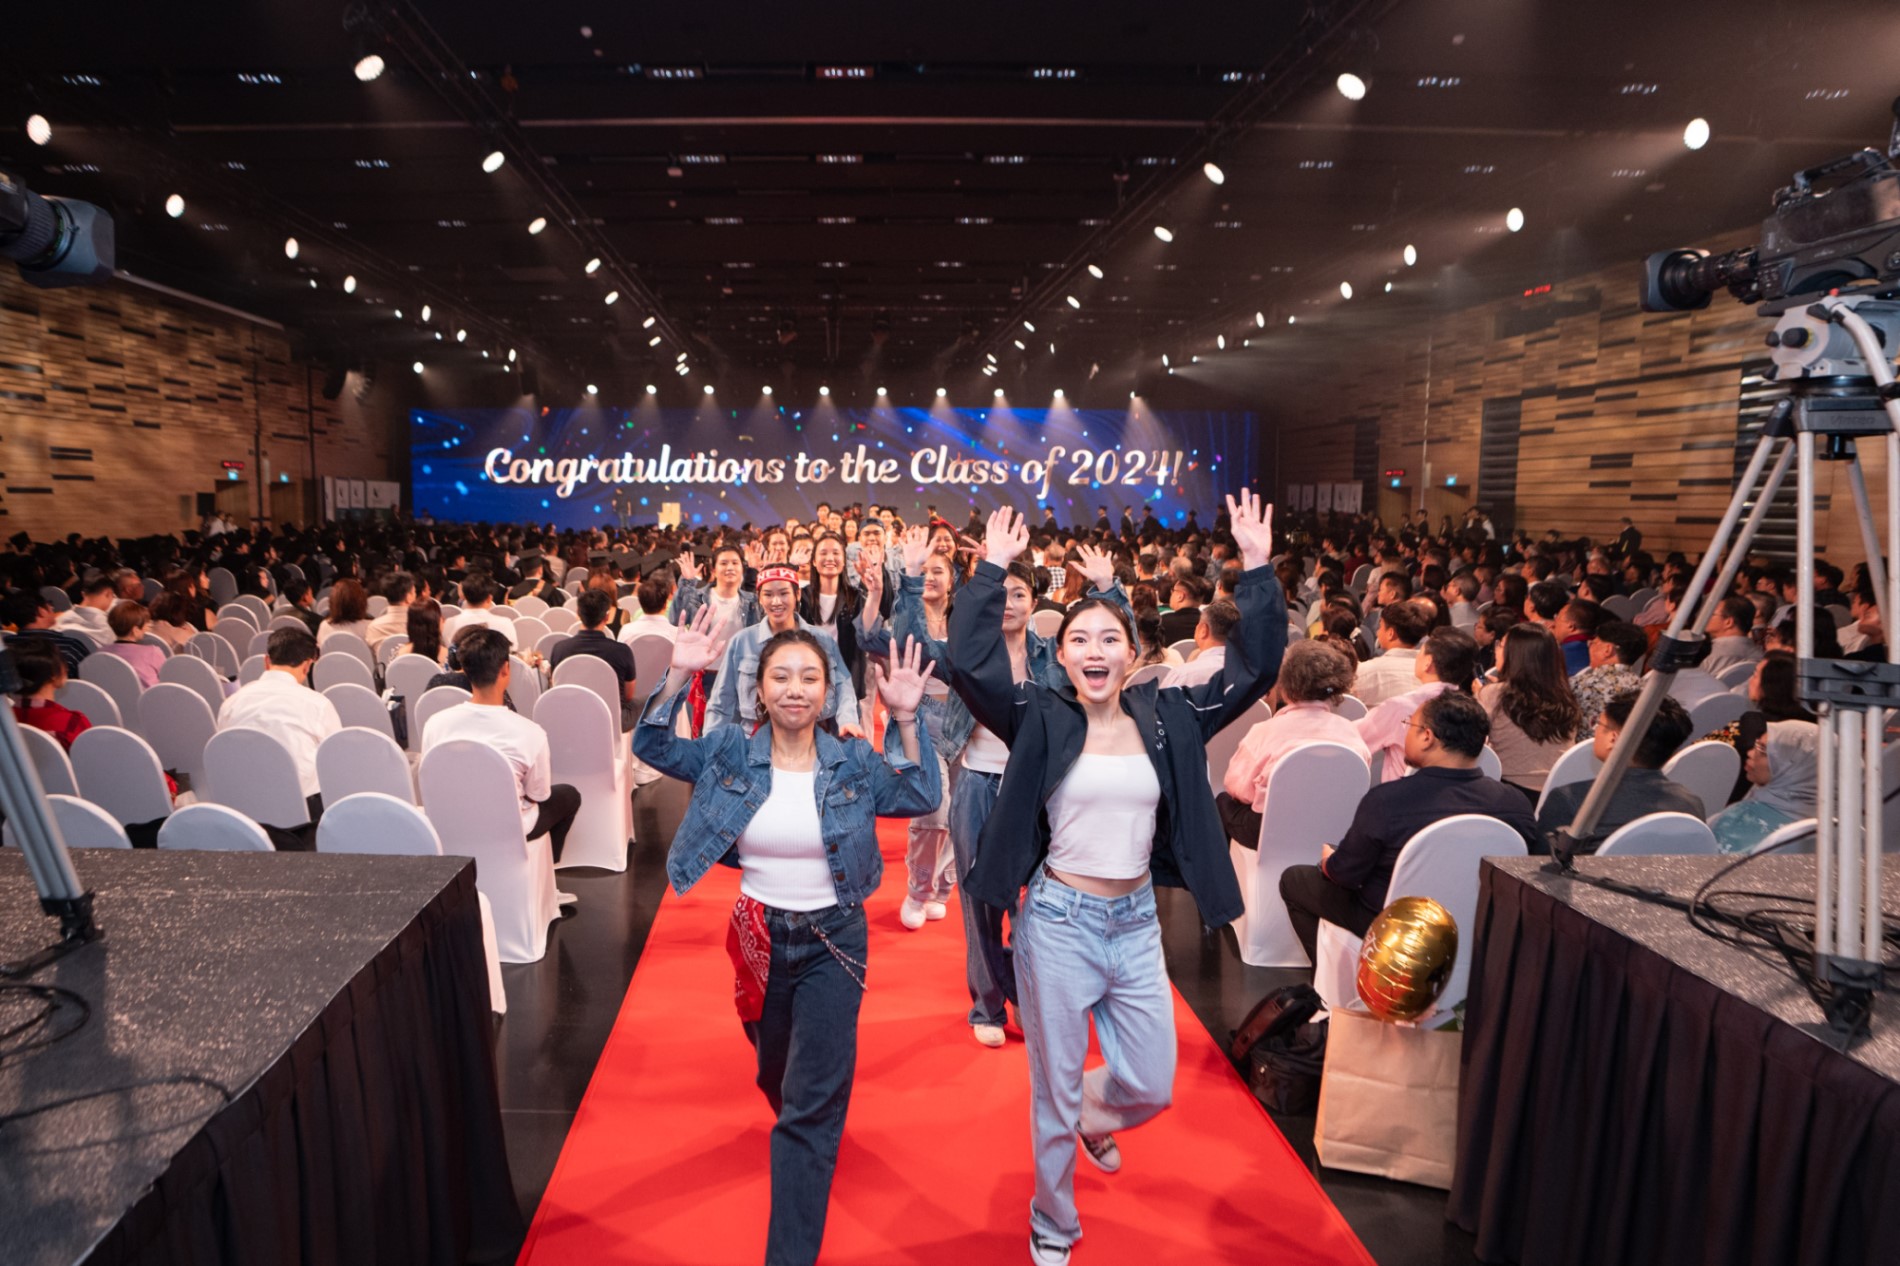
left=1028, top=1233, right=1072, bottom=1265
left=923, top=900, right=949, bottom=921
left=556, top=891, right=579, bottom=908
left=1078, top=1130, right=1121, bottom=1174
left=973, top=1023, right=1006, bottom=1048
left=899, top=897, right=928, bottom=929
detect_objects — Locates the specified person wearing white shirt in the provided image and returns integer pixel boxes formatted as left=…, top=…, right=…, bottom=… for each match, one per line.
left=442, top=575, right=519, bottom=650
left=1159, top=600, right=1236, bottom=689
left=420, top=627, right=581, bottom=887
left=53, top=574, right=116, bottom=648
left=1352, top=599, right=1431, bottom=707
left=215, top=626, right=342, bottom=849
left=618, top=573, right=681, bottom=646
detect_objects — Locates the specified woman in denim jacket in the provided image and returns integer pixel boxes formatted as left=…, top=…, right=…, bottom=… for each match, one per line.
left=633, top=614, right=941, bottom=1266
left=890, top=523, right=1130, bottom=1047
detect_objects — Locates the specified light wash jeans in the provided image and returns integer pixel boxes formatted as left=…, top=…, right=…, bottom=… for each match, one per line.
left=1014, top=868, right=1176, bottom=1247
left=905, top=700, right=955, bottom=903
left=946, top=764, right=1013, bottom=1026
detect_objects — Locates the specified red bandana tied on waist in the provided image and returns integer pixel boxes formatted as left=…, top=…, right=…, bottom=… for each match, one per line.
left=727, top=895, right=771, bottom=1022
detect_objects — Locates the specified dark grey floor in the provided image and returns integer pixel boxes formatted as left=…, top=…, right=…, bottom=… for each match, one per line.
left=494, top=777, right=1477, bottom=1265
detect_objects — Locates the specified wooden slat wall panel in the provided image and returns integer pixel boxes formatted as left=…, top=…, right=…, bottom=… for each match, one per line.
left=1271, top=243, right=1888, bottom=561
left=0, top=268, right=397, bottom=539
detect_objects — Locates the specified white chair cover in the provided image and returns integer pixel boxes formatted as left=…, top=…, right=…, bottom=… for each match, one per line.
left=1688, top=690, right=1750, bottom=736
left=616, top=595, right=641, bottom=616
left=627, top=636, right=676, bottom=712
left=377, top=635, right=411, bottom=666
left=188, top=630, right=240, bottom=679
left=77, top=652, right=145, bottom=736
left=20, top=726, right=80, bottom=796
left=505, top=655, right=543, bottom=716
left=270, top=614, right=310, bottom=632
left=1600, top=594, right=1639, bottom=621
left=1286, top=621, right=1307, bottom=643
left=206, top=623, right=251, bottom=669
left=157, top=802, right=274, bottom=852
left=1596, top=811, right=1719, bottom=856
left=1382, top=814, right=1528, bottom=1017
left=207, top=567, right=238, bottom=605
left=53, top=678, right=122, bottom=729
left=1715, top=660, right=1758, bottom=688
left=316, top=726, right=415, bottom=804
left=551, top=654, right=623, bottom=734
left=367, top=595, right=389, bottom=617
left=203, top=727, right=311, bottom=827
left=322, top=630, right=376, bottom=677
left=232, top=594, right=272, bottom=626
left=318, top=791, right=441, bottom=855
left=313, top=652, right=376, bottom=694
left=70, top=726, right=173, bottom=826
left=488, top=605, right=521, bottom=623
left=1661, top=740, right=1743, bottom=818
left=1534, top=741, right=1604, bottom=817
left=1478, top=745, right=1503, bottom=780
left=1331, top=694, right=1368, bottom=722
left=1229, top=741, right=1369, bottom=968
left=513, top=616, right=551, bottom=649
left=243, top=629, right=272, bottom=660
left=438, top=603, right=462, bottom=619
left=1125, top=663, right=1170, bottom=688
left=215, top=605, right=258, bottom=635
left=535, top=632, right=567, bottom=662
left=1203, top=697, right=1270, bottom=797
left=48, top=795, right=133, bottom=849
left=159, top=652, right=229, bottom=720
left=419, top=740, right=561, bottom=963
left=541, top=607, right=578, bottom=633
left=1748, top=817, right=1818, bottom=856
left=413, top=685, right=471, bottom=742
left=322, top=682, right=397, bottom=741
left=385, top=653, right=442, bottom=741
left=535, top=684, right=632, bottom=872
left=1029, top=610, right=1063, bottom=640
left=513, top=595, right=549, bottom=618
left=137, top=682, right=218, bottom=789
left=137, top=633, right=172, bottom=657
left=1167, top=638, right=1198, bottom=661
left=39, top=585, right=72, bottom=612
left=239, top=655, right=268, bottom=686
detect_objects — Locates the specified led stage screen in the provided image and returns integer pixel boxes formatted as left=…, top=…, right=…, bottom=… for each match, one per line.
left=410, top=403, right=1257, bottom=530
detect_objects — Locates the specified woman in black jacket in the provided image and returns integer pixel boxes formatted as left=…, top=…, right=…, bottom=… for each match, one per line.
left=944, top=494, right=1284, bottom=1266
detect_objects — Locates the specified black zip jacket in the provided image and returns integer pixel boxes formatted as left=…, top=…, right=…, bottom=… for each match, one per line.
left=945, top=558, right=1287, bottom=929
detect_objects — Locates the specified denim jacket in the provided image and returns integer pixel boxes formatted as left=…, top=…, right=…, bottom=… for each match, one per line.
left=634, top=683, right=942, bottom=906
left=891, top=571, right=1135, bottom=765
left=673, top=578, right=762, bottom=633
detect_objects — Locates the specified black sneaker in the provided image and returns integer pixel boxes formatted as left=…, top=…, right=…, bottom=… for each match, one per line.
left=1028, top=1232, right=1072, bottom=1265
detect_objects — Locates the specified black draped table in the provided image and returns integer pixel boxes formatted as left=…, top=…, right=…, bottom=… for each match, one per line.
left=0, top=849, right=522, bottom=1266
left=1450, top=855, right=1899, bottom=1266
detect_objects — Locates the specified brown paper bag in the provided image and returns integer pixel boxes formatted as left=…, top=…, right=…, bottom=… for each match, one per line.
left=1314, top=1008, right=1462, bottom=1189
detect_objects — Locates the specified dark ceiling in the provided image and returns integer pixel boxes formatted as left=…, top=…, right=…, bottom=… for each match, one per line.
left=5, top=0, right=1899, bottom=403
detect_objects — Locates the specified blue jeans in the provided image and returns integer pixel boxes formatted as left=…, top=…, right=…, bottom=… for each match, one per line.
left=1015, top=869, right=1176, bottom=1248
left=905, top=702, right=955, bottom=902
left=743, top=903, right=869, bottom=1266
left=946, top=765, right=1014, bottom=1026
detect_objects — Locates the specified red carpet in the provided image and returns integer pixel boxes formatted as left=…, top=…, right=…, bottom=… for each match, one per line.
left=518, top=821, right=1372, bottom=1266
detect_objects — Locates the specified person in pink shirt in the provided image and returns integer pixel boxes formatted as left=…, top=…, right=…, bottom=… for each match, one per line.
left=98, top=600, right=167, bottom=688
left=1216, top=640, right=1370, bottom=848
left=1356, top=626, right=1481, bottom=784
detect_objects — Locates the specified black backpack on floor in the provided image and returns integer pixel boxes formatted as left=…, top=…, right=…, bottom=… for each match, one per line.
left=1229, top=983, right=1329, bottom=1115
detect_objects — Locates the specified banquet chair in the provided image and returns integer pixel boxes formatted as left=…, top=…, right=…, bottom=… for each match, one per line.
left=505, top=655, right=543, bottom=716
left=1203, top=696, right=1271, bottom=797
left=1600, top=594, right=1639, bottom=621
left=69, top=727, right=173, bottom=832
left=215, top=605, right=258, bottom=636
left=1029, top=610, right=1063, bottom=639
left=1230, top=741, right=1369, bottom=968
left=316, top=726, right=415, bottom=804
left=321, top=630, right=377, bottom=678
left=54, top=678, right=122, bottom=729
left=1715, top=660, right=1758, bottom=688
left=627, top=635, right=676, bottom=713
left=232, top=594, right=272, bottom=626
left=1661, top=741, right=1742, bottom=819
left=19, top=725, right=80, bottom=797
left=322, top=682, right=397, bottom=742
left=535, top=632, right=566, bottom=663
left=535, top=685, right=632, bottom=872
left=316, top=792, right=508, bottom=1013
left=377, top=635, right=411, bottom=666
left=419, top=740, right=561, bottom=964
left=1124, top=663, right=1170, bottom=689
left=1478, top=745, right=1503, bottom=780
left=385, top=654, right=443, bottom=748
left=1595, top=812, right=1719, bottom=857
left=1286, top=621, right=1307, bottom=643
left=1534, top=741, right=1604, bottom=817
left=488, top=606, right=520, bottom=624
left=1331, top=694, right=1368, bottom=722
left=206, top=622, right=252, bottom=669
left=367, top=595, right=389, bottom=617
left=137, top=682, right=218, bottom=790
left=551, top=654, right=623, bottom=735
left=513, top=616, right=551, bottom=649
left=541, top=607, right=579, bottom=634
left=206, top=567, right=238, bottom=605
left=1688, top=690, right=1749, bottom=737
left=156, top=803, right=274, bottom=852
left=77, top=652, right=145, bottom=737
left=3, top=795, right=133, bottom=850
left=39, top=585, right=72, bottom=612
left=270, top=614, right=310, bottom=632
left=137, top=633, right=173, bottom=658
left=313, top=652, right=376, bottom=694
left=1168, top=638, right=1199, bottom=661
left=413, top=685, right=472, bottom=743
left=188, top=631, right=241, bottom=680
left=1748, top=817, right=1818, bottom=856
left=202, top=728, right=310, bottom=831
left=239, top=655, right=268, bottom=686
left=247, top=630, right=274, bottom=660
left=513, top=595, right=549, bottom=618
left=159, top=652, right=229, bottom=721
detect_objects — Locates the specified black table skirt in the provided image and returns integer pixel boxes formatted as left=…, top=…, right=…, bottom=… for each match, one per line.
left=1449, top=858, right=1900, bottom=1266
left=76, top=863, right=522, bottom=1266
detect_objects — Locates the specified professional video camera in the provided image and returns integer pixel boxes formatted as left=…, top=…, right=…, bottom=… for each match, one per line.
left=1641, top=96, right=1900, bottom=316
left=0, top=166, right=115, bottom=288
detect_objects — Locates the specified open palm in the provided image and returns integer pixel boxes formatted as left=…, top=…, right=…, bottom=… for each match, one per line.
left=898, top=524, right=933, bottom=576
left=1226, top=488, right=1275, bottom=570
left=873, top=637, right=937, bottom=716
left=670, top=605, right=731, bottom=674
left=982, top=506, right=1029, bottom=568
left=1072, top=542, right=1114, bottom=590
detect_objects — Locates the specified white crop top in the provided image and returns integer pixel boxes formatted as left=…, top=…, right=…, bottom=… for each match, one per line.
left=736, top=768, right=835, bottom=911
left=960, top=721, right=1010, bottom=773
left=1043, top=753, right=1161, bottom=880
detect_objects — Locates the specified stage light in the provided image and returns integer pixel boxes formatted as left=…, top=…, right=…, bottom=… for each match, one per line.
left=1066, top=295, right=1080, bottom=308
left=1203, top=161, right=1225, bottom=185
left=420, top=304, right=432, bottom=322
left=1288, top=315, right=1297, bottom=324
left=876, top=386, right=888, bottom=396
left=1087, top=264, right=1104, bottom=279
left=586, top=383, right=598, bottom=395
left=1506, top=207, right=1525, bottom=232
left=1014, top=339, right=1026, bottom=349
left=676, top=351, right=688, bottom=361
left=1404, top=244, right=1418, bottom=266
left=649, top=335, right=662, bottom=346
left=1161, top=354, right=1170, bottom=366
left=1053, top=388, right=1065, bottom=399
left=508, top=348, right=517, bottom=362
left=1385, top=281, right=1393, bottom=292
left=761, top=384, right=775, bottom=396
left=394, top=309, right=403, bottom=318
left=1337, top=73, right=1367, bottom=101
left=164, top=193, right=185, bottom=218
left=433, top=331, right=442, bottom=340
left=1049, top=342, right=1056, bottom=354
left=936, top=387, right=947, bottom=397
left=343, top=274, right=357, bottom=293
left=1130, top=391, right=1137, bottom=399
left=25, top=114, right=51, bottom=146
left=528, top=216, right=547, bottom=235
left=985, top=352, right=997, bottom=363
left=1684, top=117, right=1711, bottom=150
left=355, top=54, right=386, bottom=82
left=604, top=290, right=619, bottom=305
left=482, top=150, right=506, bottom=173
left=819, top=385, right=831, bottom=396
left=309, top=278, right=318, bottom=289
left=994, top=388, right=1004, bottom=398
left=1024, top=320, right=1036, bottom=332
left=1255, top=311, right=1266, bottom=327
left=412, top=360, right=423, bottom=374
left=1340, top=281, right=1353, bottom=299
left=283, top=236, right=299, bottom=259
left=1191, top=355, right=1199, bottom=363
left=585, top=257, right=602, bottom=274
left=456, top=328, right=467, bottom=342
left=703, top=384, right=715, bottom=395
left=1216, top=334, right=1226, bottom=349
left=1153, top=225, right=1173, bottom=242
left=646, top=383, right=657, bottom=394
left=642, top=315, right=656, bottom=328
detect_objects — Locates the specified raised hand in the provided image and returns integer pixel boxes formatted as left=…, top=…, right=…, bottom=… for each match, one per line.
left=1072, top=542, right=1115, bottom=591
left=898, top=524, right=933, bottom=576
left=790, top=537, right=814, bottom=568
left=872, top=636, right=938, bottom=720
left=982, top=506, right=1030, bottom=569
left=1226, top=488, right=1275, bottom=571
left=743, top=539, right=764, bottom=569
left=669, top=605, right=731, bottom=675
left=857, top=543, right=886, bottom=581
left=676, top=550, right=703, bottom=583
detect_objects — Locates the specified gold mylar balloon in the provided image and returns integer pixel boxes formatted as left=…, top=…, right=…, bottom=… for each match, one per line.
left=1355, top=896, right=1459, bottom=1022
